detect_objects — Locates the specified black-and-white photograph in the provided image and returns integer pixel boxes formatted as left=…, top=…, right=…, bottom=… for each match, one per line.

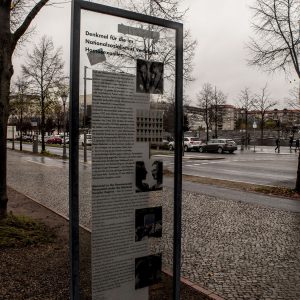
left=135, top=254, right=162, bottom=289
left=150, top=160, right=163, bottom=191
left=135, top=207, right=162, bottom=242
left=135, top=161, right=150, bottom=192
left=136, top=59, right=164, bottom=94
left=135, top=160, right=163, bottom=193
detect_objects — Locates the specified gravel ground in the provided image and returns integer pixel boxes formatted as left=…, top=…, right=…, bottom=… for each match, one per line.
left=150, top=189, right=300, bottom=300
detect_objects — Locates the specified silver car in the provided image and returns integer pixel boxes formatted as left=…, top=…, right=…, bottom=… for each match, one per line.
left=199, top=139, right=237, bottom=154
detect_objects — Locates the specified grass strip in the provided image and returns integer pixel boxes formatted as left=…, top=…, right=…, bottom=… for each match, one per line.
left=164, top=170, right=300, bottom=200
left=0, top=213, right=56, bottom=248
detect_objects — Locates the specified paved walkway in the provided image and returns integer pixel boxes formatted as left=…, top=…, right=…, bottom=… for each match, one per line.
left=150, top=183, right=300, bottom=300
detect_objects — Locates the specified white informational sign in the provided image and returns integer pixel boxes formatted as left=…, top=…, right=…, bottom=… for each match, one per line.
left=92, top=71, right=163, bottom=300
left=6, top=125, right=16, bottom=140
left=253, top=121, right=257, bottom=129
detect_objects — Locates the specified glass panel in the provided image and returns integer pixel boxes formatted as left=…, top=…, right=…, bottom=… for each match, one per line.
left=79, top=8, right=176, bottom=299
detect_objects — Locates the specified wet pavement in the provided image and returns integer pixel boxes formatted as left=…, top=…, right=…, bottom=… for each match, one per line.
left=7, top=149, right=300, bottom=299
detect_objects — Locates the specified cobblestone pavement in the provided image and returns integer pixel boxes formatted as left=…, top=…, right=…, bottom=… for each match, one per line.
left=7, top=150, right=300, bottom=299
left=150, top=189, right=300, bottom=300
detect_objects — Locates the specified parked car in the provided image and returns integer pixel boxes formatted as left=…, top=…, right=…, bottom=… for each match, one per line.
left=151, top=138, right=173, bottom=150
left=168, top=137, right=203, bottom=152
left=22, top=135, right=33, bottom=142
left=58, top=134, right=69, bottom=144
left=38, top=135, right=51, bottom=143
left=46, top=136, right=62, bottom=145
left=199, top=139, right=237, bottom=154
left=80, top=133, right=92, bottom=146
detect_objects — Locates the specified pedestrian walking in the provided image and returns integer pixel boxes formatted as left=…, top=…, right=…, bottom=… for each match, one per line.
left=289, top=136, right=294, bottom=152
left=275, top=138, right=280, bottom=153
left=295, top=138, right=299, bottom=152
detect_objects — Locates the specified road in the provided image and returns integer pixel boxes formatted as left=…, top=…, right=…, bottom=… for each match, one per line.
left=7, top=142, right=299, bottom=188
left=161, top=149, right=298, bottom=188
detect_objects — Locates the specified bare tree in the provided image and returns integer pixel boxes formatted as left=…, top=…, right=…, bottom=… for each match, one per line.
left=22, top=36, right=65, bottom=152
left=248, top=0, right=300, bottom=192
left=0, top=0, right=50, bottom=219
left=197, top=83, right=214, bottom=142
left=10, top=77, right=31, bottom=151
left=211, top=87, right=227, bottom=138
left=248, top=0, right=300, bottom=77
left=237, top=88, right=255, bottom=148
left=253, top=84, right=277, bottom=143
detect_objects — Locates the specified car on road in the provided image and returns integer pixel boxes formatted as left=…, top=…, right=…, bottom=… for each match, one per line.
left=151, top=139, right=171, bottom=150
left=169, top=137, right=203, bottom=152
left=80, top=133, right=92, bottom=146
left=46, top=136, right=62, bottom=145
left=199, top=138, right=237, bottom=154
left=22, top=135, right=34, bottom=142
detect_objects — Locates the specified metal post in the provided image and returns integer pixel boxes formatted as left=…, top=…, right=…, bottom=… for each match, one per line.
left=63, top=100, right=67, bottom=159
left=70, top=0, right=80, bottom=298
left=173, top=23, right=183, bottom=300
left=12, top=125, right=15, bottom=150
left=241, top=109, right=244, bottom=151
left=253, top=119, right=257, bottom=153
left=83, top=66, right=87, bottom=163
left=254, top=127, right=256, bottom=152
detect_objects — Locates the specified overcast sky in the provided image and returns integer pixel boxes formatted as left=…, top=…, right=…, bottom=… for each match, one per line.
left=12, top=0, right=297, bottom=108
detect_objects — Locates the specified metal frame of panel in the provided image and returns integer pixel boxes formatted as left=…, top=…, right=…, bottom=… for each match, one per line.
left=69, top=1, right=183, bottom=299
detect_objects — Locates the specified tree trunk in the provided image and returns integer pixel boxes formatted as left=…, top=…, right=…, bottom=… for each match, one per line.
left=0, top=47, right=13, bottom=219
left=260, top=122, right=264, bottom=145
left=206, top=123, right=209, bottom=142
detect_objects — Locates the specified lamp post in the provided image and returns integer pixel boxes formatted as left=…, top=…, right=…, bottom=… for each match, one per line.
left=12, top=123, right=15, bottom=150
left=253, top=119, right=257, bottom=152
left=240, top=109, right=245, bottom=151
left=83, top=66, right=92, bottom=163
left=61, top=92, right=68, bottom=159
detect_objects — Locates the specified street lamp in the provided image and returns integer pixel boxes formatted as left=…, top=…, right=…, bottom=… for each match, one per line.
left=253, top=118, right=257, bottom=152
left=240, top=109, right=245, bottom=151
left=61, top=92, right=68, bottom=159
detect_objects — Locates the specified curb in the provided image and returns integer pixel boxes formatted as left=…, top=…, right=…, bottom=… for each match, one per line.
left=163, top=269, right=225, bottom=300
left=185, top=156, right=225, bottom=161
left=8, top=185, right=91, bottom=233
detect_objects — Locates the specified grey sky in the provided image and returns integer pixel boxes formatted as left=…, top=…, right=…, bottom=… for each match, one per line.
left=12, top=0, right=296, bottom=108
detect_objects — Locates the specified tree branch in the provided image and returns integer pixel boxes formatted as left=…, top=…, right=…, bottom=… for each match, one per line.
left=12, top=0, right=49, bottom=49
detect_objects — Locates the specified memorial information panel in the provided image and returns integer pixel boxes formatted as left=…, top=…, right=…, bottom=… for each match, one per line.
left=84, top=11, right=172, bottom=299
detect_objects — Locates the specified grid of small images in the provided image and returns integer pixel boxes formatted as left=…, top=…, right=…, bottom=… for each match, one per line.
left=136, top=109, right=163, bottom=143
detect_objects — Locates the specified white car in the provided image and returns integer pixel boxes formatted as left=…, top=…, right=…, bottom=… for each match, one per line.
left=168, top=137, right=203, bottom=152
left=80, top=133, right=92, bottom=146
